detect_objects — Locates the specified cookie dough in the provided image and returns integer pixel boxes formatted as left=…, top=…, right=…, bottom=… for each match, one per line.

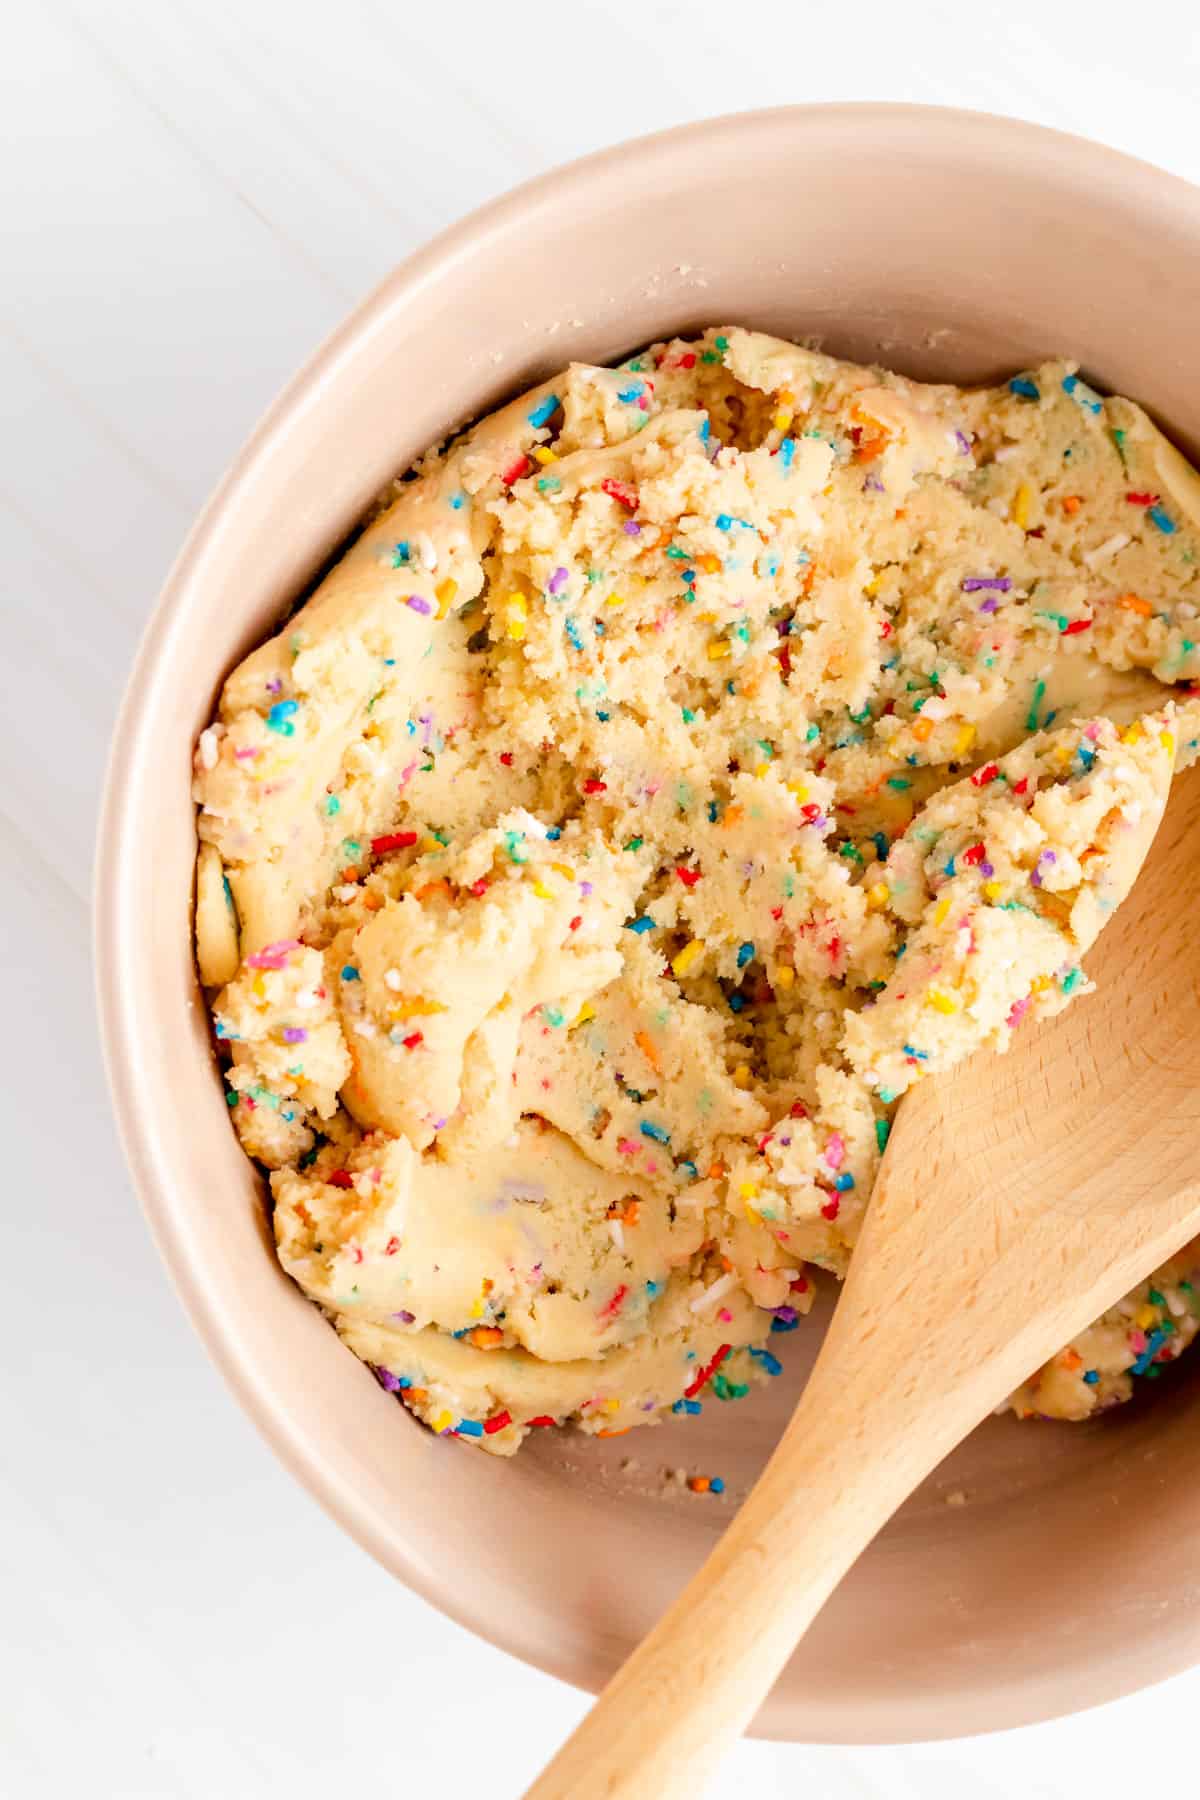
left=195, top=328, right=1200, bottom=1452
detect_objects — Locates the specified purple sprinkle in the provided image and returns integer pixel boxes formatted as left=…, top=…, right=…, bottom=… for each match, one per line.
left=281, top=1027, right=308, bottom=1044
left=978, top=597, right=1000, bottom=614
left=955, top=430, right=972, bottom=455
left=962, top=576, right=1012, bottom=594
left=1031, top=849, right=1057, bottom=888
left=773, top=1305, right=799, bottom=1325
left=548, top=565, right=569, bottom=595
left=266, top=676, right=283, bottom=694
left=406, top=594, right=433, bottom=615
left=580, top=880, right=594, bottom=896
left=393, top=1310, right=416, bottom=1326
left=864, top=474, right=885, bottom=493
left=623, top=521, right=641, bottom=536
left=419, top=710, right=432, bottom=746
left=375, top=1367, right=404, bottom=1391
left=980, top=860, right=995, bottom=877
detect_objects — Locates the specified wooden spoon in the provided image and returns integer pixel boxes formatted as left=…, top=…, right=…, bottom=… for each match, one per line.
left=525, top=767, right=1200, bottom=1800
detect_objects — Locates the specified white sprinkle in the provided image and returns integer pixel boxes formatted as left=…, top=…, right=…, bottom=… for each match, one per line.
left=1083, top=532, right=1130, bottom=567
left=992, top=444, right=1021, bottom=463
left=353, top=1020, right=377, bottom=1039
left=384, top=969, right=404, bottom=991
left=197, top=727, right=221, bottom=770
left=608, top=1220, right=625, bottom=1253
left=689, top=1271, right=738, bottom=1313
left=414, top=531, right=438, bottom=572
left=1166, top=1288, right=1188, bottom=1318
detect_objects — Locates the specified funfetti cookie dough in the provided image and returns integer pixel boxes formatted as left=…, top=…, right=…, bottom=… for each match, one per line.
left=194, top=328, right=1200, bottom=1454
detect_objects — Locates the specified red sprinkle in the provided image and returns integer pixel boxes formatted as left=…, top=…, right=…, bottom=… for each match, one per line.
left=820, top=1197, right=841, bottom=1221
left=879, top=619, right=893, bottom=638
left=483, top=1410, right=512, bottom=1435
left=962, top=843, right=986, bottom=866
left=499, top=751, right=514, bottom=767
left=970, top=762, right=999, bottom=788
left=568, top=916, right=582, bottom=931
left=582, top=777, right=607, bottom=794
left=1011, top=777, right=1030, bottom=796
left=328, top=1170, right=354, bottom=1190
left=1063, top=618, right=1092, bottom=635
left=401, top=1031, right=424, bottom=1050
left=384, top=1236, right=400, bottom=1255
left=789, top=1101, right=809, bottom=1119
left=674, top=352, right=697, bottom=369
left=372, top=831, right=419, bottom=855
left=1126, top=491, right=1158, bottom=505
left=601, top=477, right=638, bottom=509
left=684, top=1343, right=732, bottom=1399
left=501, top=454, right=533, bottom=485
left=469, top=878, right=490, bottom=897
left=528, top=1415, right=557, bottom=1428
left=676, top=866, right=703, bottom=887
left=598, top=1283, right=629, bottom=1321
left=789, top=1274, right=809, bottom=1293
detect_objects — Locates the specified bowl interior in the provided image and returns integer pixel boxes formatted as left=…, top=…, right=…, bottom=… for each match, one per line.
left=97, top=106, right=1200, bottom=1743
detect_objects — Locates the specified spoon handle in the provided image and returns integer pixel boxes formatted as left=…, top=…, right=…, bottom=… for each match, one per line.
left=522, top=1341, right=952, bottom=1800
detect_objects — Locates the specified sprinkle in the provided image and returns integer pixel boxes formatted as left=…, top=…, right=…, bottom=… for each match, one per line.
left=371, top=830, right=419, bottom=855
left=1131, top=1327, right=1169, bottom=1376
left=1116, top=592, right=1154, bottom=617
left=601, top=477, right=638, bottom=509
left=710, top=1477, right=726, bottom=1495
left=962, top=576, right=1012, bottom=593
left=435, top=578, right=458, bottom=617
left=1009, top=377, right=1040, bottom=400
left=640, top=1120, right=671, bottom=1144
left=926, top=989, right=958, bottom=1014
left=779, top=436, right=796, bottom=471
left=265, top=699, right=299, bottom=735
left=527, top=393, right=560, bottom=428
left=683, top=1343, right=731, bottom=1395
left=749, top=1347, right=783, bottom=1376
left=340, top=965, right=360, bottom=981
left=671, top=939, right=705, bottom=978
left=736, top=941, right=754, bottom=968
left=246, top=939, right=300, bottom=970
left=483, top=1410, right=512, bottom=1434
left=1062, top=373, right=1102, bottom=414
left=626, top=915, right=656, bottom=934
left=281, top=1027, right=308, bottom=1043
left=548, top=565, right=569, bottom=595
left=1012, top=483, right=1032, bottom=530
left=1148, top=505, right=1176, bottom=534
left=405, top=594, right=433, bottom=615
left=454, top=1418, right=484, bottom=1438
left=505, top=593, right=527, bottom=640
left=582, top=777, right=607, bottom=794
left=1025, top=678, right=1046, bottom=732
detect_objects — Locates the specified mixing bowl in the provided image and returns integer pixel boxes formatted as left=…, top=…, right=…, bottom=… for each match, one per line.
left=95, top=104, right=1200, bottom=1742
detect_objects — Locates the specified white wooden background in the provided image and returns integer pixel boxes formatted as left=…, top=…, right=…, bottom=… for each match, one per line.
left=4, top=5, right=1199, bottom=1796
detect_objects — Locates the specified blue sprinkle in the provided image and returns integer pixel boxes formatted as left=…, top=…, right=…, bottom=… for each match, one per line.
left=1132, top=1327, right=1169, bottom=1376
left=596, top=709, right=610, bottom=721
left=265, top=699, right=299, bottom=735
left=645, top=1279, right=663, bottom=1298
left=675, top=1159, right=698, bottom=1181
left=565, top=617, right=584, bottom=651
left=1149, top=505, right=1176, bottom=534
left=1076, top=743, right=1097, bottom=771
left=640, top=1120, right=671, bottom=1144
left=771, top=1316, right=800, bottom=1334
left=1009, top=377, right=1040, bottom=400
left=1083, top=1370, right=1100, bottom=1385
left=709, top=1478, right=726, bottom=1495
left=545, top=826, right=562, bottom=840
left=716, top=512, right=733, bottom=530
left=392, top=540, right=412, bottom=564
left=616, top=383, right=644, bottom=403
left=707, top=800, right=720, bottom=823
left=902, top=1044, right=929, bottom=1061
left=779, top=436, right=796, bottom=471
left=1062, top=373, right=1102, bottom=414
left=448, top=491, right=466, bottom=510
left=454, top=1419, right=484, bottom=1438
left=749, top=1347, right=783, bottom=1376
left=681, top=569, right=696, bottom=585
left=527, top=393, right=560, bottom=428
left=833, top=1172, right=856, bottom=1192
left=340, top=965, right=360, bottom=981
left=672, top=1397, right=703, bottom=1415
left=728, top=993, right=745, bottom=1013
left=699, top=416, right=711, bottom=443
left=214, top=1020, right=231, bottom=1039
left=625, top=916, right=656, bottom=934
left=736, top=941, right=754, bottom=968
left=872, top=831, right=889, bottom=859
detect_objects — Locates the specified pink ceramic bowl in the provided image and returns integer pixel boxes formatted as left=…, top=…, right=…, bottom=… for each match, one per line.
left=96, top=105, right=1200, bottom=1742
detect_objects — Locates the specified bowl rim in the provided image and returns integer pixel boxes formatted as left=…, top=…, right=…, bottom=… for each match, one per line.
left=94, top=100, right=1200, bottom=1738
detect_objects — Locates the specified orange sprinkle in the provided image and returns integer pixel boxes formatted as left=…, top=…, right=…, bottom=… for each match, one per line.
left=1059, top=1348, right=1083, bottom=1371
left=1116, top=592, right=1154, bottom=617
left=911, top=717, right=935, bottom=743
left=634, top=1029, right=661, bottom=1073
left=413, top=879, right=452, bottom=902
left=596, top=1427, right=632, bottom=1438
left=1061, top=494, right=1082, bottom=515
left=722, top=805, right=745, bottom=828
left=854, top=436, right=888, bottom=464
left=688, top=1476, right=711, bottom=1493
left=469, top=1327, right=504, bottom=1350
left=697, top=553, right=722, bottom=575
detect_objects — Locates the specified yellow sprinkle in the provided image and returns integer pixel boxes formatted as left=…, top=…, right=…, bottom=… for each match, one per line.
left=1121, top=721, right=1144, bottom=745
left=530, top=879, right=554, bottom=900
left=434, top=577, right=458, bottom=618
left=1161, top=730, right=1176, bottom=758
left=754, top=762, right=771, bottom=779
left=732, top=1064, right=753, bottom=1089
left=430, top=1410, right=453, bottom=1434
left=532, top=446, right=558, bottom=464
left=863, top=576, right=882, bottom=598
left=1012, top=482, right=1032, bottom=530
left=1052, top=743, right=1072, bottom=767
left=932, top=897, right=951, bottom=926
left=866, top=883, right=889, bottom=910
left=388, top=998, right=448, bottom=1021
left=786, top=780, right=810, bottom=801
left=1030, top=975, right=1052, bottom=995
left=774, top=407, right=794, bottom=432
left=1136, top=1303, right=1160, bottom=1330
left=602, top=1397, right=621, bottom=1415
left=468, top=1297, right=485, bottom=1320
left=671, top=939, right=706, bottom=978
left=983, top=880, right=1004, bottom=902
left=926, top=989, right=958, bottom=1014
left=706, top=639, right=732, bottom=660
left=952, top=723, right=976, bottom=757
left=774, top=963, right=795, bottom=988
left=571, top=1002, right=596, bottom=1028
left=606, top=593, right=626, bottom=608
left=550, top=861, right=576, bottom=879
left=505, top=594, right=527, bottom=641
left=738, top=1182, right=759, bottom=1199
left=744, top=1201, right=761, bottom=1224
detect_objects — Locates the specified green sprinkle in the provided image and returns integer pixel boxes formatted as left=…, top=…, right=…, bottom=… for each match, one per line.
left=886, top=776, right=911, bottom=791
left=682, top=707, right=696, bottom=723
left=1061, top=967, right=1083, bottom=995
left=875, top=1118, right=890, bottom=1152
left=624, top=836, right=643, bottom=852
left=324, top=794, right=341, bottom=816
left=1026, top=678, right=1046, bottom=733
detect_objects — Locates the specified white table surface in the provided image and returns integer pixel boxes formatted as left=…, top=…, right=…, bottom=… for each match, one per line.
left=5, top=5, right=1198, bottom=1795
